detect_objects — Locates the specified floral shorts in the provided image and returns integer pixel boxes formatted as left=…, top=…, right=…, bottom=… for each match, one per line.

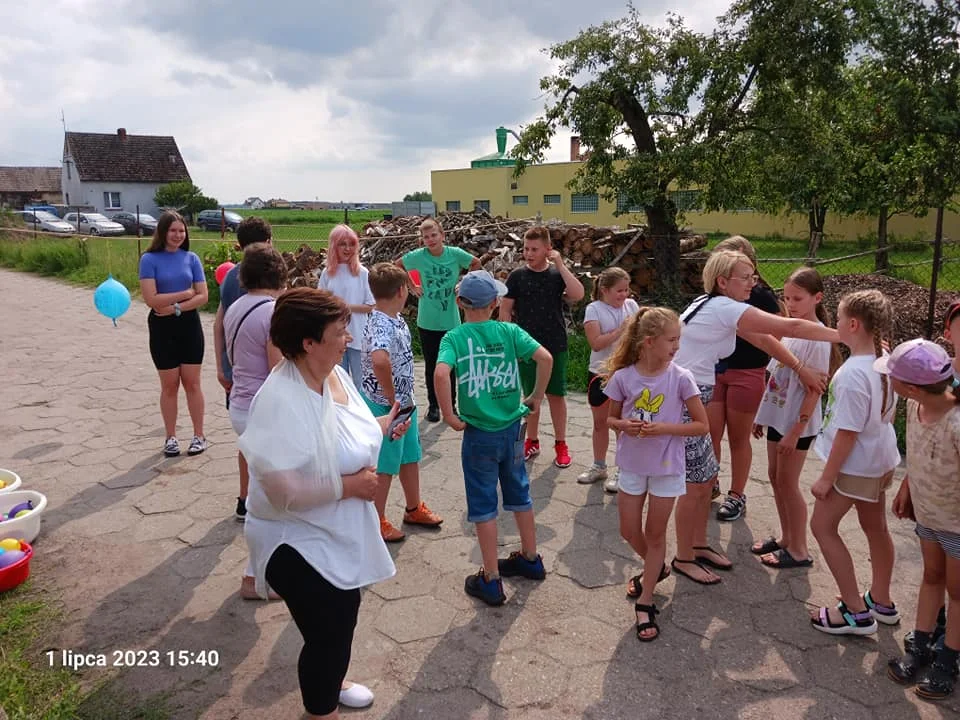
left=682, top=385, right=720, bottom=484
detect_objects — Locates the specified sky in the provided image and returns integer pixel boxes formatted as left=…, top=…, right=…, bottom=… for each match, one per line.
left=0, top=0, right=729, bottom=204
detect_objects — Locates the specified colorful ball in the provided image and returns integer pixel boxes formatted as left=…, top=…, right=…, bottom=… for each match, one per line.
left=0, top=549, right=24, bottom=568
left=0, top=538, right=18, bottom=551
left=215, top=262, right=235, bottom=285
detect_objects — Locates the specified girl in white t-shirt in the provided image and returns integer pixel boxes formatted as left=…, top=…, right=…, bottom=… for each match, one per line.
left=752, top=268, right=841, bottom=570
left=578, top=267, right=640, bottom=491
left=810, top=289, right=900, bottom=636
left=319, top=224, right=375, bottom=386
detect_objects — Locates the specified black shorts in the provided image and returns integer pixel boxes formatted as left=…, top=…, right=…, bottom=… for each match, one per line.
left=587, top=372, right=609, bottom=408
left=147, top=310, right=204, bottom=370
left=767, top=426, right=815, bottom=451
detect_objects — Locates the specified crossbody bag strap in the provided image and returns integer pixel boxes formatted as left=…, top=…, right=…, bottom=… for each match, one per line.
left=682, top=294, right=714, bottom=325
left=228, top=298, right=272, bottom=365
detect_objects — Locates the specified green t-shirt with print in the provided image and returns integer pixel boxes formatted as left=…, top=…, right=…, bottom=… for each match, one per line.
left=402, top=246, right=475, bottom=331
left=437, top=320, right=541, bottom=432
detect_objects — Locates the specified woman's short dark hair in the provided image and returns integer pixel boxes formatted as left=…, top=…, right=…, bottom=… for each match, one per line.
left=270, top=287, right=350, bottom=359
left=239, top=243, right=286, bottom=291
left=146, top=211, right=190, bottom=252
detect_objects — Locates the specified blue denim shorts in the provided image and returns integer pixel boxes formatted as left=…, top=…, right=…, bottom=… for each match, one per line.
left=462, top=420, right=533, bottom=523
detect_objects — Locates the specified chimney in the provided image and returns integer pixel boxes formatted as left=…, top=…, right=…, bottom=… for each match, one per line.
left=570, top=136, right=581, bottom=162
left=117, top=128, right=127, bottom=140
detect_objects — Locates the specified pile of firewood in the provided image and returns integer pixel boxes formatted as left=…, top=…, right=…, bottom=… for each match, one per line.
left=281, top=245, right=326, bottom=287
left=358, top=211, right=708, bottom=296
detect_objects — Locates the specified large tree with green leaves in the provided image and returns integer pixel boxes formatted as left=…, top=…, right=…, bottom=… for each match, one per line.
left=154, top=181, right=218, bottom=218
left=512, top=0, right=863, bottom=297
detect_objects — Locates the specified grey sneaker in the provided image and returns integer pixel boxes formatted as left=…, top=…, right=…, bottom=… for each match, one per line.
left=163, top=436, right=180, bottom=457
left=577, top=465, right=608, bottom=484
left=187, top=436, right=208, bottom=456
left=603, top=471, right=619, bottom=494
left=716, top=492, right=746, bottom=521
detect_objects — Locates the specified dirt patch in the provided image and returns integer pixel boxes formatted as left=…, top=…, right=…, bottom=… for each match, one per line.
left=820, top=274, right=959, bottom=346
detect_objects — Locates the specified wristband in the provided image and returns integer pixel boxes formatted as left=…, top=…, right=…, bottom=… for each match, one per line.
left=792, top=359, right=804, bottom=372
left=174, top=302, right=182, bottom=317
left=798, top=413, right=810, bottom=424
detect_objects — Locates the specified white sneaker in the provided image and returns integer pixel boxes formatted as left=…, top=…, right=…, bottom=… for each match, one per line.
left=163, top=436, right=180, bottom=457
left=603, top=471, right=619, bottom=494
left=576, top=465, right=608, bottom=484
left=339, top=681, right=374, bottom=708
left=187, top=435, right=208, bottom=456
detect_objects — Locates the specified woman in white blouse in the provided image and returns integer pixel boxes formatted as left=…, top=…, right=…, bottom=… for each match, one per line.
left=239, top=287, right=409, bottom=719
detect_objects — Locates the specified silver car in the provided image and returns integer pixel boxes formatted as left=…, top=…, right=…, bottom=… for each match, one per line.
left=63, top=212, right=126, bottom=236
left=20, top=210, right=75, bottom=234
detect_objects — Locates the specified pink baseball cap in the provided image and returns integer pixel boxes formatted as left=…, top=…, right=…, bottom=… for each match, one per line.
left=873, top=338, right=954, bottom=385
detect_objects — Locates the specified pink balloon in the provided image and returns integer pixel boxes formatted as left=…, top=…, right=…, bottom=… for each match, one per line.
left=215, top=262, right=235, bottom=286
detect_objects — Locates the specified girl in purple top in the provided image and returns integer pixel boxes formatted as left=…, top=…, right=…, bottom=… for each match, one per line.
left=138, top=211, right=208, bottom=458
left=604, top=307, right=709, bottom=642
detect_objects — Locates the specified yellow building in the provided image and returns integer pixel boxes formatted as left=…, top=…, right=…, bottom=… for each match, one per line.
left=431, top=132, right=959, bottom=240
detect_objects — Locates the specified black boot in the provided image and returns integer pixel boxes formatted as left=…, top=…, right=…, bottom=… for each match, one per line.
left=888, top=630, right=934, bottom=685
left=916, top=646, right=960, bottom=701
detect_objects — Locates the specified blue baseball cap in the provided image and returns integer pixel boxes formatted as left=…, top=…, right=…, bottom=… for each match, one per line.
left=457, top=270, right=508, bottom=307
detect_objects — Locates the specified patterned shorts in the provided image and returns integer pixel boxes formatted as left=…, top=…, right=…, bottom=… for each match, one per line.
left=683, top=385, right=720, bottom=484
left=915, top=523, right=960, bottom=560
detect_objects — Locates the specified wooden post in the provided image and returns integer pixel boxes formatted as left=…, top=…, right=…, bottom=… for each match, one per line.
left=926, top=206, right=944, bottom=339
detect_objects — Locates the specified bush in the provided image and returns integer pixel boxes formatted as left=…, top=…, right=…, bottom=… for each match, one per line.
left=0, top=235, right=87, bottom=276
left=200, top=242, right=242, bottom=311
left=566, top=333, right=590, bottom=392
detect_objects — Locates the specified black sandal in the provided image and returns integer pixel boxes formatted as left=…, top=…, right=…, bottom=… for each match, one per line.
left=635, top=602, right=660, bottom=642
left=751, top=537, right=781, bottom=555
left=671, top=558, right=721, bottom=585
left=694, top=545, right=732, bottom=571
left=626, top=564, right=670, bottom=598
left=760, top=548, right=813, bottom=569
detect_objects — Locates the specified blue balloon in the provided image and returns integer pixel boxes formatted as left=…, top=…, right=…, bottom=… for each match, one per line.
left=94, top=274, right=131, bottom=327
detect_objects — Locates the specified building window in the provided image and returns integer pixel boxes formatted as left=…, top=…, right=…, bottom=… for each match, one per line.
left=616, top=192, right=643, bottom=213
left=571, top=193, right=598, bottom=213
left=65, top=193, right=70, bottom=205
left=543, top=194, right=561, bottom=205
left=445, top=200, right=461, bottom=212
left=668, top=189, right=703, bottom=212
left=103, top=191, right=121, bottom=209
left=66, top=162, right=71, bottom=180
left=474, top=200, right=490, bottom=212
left=512, top=195, right=528, bottom=205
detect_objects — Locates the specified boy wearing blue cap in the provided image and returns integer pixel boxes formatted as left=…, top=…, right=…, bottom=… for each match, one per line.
left=435, top=270, right=553, bottom=606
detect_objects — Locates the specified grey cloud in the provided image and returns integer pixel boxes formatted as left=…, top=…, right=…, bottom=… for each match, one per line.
left=170, top=70, right=235, bottom=88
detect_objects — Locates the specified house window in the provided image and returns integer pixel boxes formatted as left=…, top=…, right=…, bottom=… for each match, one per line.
left=616, top=192, right=643, bottom=213
left=445, top=200, right=461, bottom=212
left=65, top=193, right=70, bottom=205
left=66, top=162, right=71, bottom=180
left=668, top=189, right=703, bottom=212
left=543, top=194, right=561, bottom=205
left=512, top=195, right=528, bottom=205
left=571, top=193, right=598, bottom=213
left=474, top=200, right=490, bottom=212
left=103, top=191, right=121, bottom=210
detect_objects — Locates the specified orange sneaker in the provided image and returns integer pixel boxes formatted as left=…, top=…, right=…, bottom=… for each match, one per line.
left=403, top=502, right=443, bottom=528
left=380, top=517, right=406, bottom=543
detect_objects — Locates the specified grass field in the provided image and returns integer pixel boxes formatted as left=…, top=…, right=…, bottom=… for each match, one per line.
left=189, top=208, right=386, bottom=243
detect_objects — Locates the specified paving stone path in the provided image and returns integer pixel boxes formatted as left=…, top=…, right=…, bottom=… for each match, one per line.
left=0, top=269, right=956, bottom=719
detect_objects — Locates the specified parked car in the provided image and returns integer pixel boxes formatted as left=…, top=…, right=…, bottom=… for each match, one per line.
left=63, top=212, right=126, bottom=236
left=20, top=210, right=75, bottom=234
left=196, top=209, right=243, bottom=232
left=24, top=204, right=61, bottom=217
left=110, top=211, right=158, bottom=237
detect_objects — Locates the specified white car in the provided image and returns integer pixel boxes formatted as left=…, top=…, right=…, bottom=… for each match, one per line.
left=63, top=212, right=126, bottom=236
left=20, top=210, right=75, bottom=234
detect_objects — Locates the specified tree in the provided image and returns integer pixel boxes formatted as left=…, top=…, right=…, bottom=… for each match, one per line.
left=154, top=181, right=218, bottom=218
left=512, top=0, right=862, bottom=299
left=403, top=191, right=432, bottom=201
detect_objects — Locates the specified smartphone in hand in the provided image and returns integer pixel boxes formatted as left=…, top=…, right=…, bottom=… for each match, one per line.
left=387, top=405, right=416, bottom=436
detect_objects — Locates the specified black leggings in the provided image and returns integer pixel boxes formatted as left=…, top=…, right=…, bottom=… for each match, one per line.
left=419, top=327, right=455, bottom=410
left=265, top=544, right=361, bottom=716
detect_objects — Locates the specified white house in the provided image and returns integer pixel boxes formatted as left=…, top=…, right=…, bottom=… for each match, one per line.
left=244, top=196, right=265, bottom=209
left=61, top=128, right=191, bottom=217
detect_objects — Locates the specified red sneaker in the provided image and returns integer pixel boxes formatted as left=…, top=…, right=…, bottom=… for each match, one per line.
left=524, top=438, right=541, bottom=461
left=554, top=441, right=572, bottom=468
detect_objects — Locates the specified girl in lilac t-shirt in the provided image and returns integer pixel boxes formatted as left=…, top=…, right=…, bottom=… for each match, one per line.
left=603, top=307, right=710, bottom=643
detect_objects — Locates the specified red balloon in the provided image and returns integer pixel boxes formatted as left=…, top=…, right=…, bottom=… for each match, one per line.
left=215, top=262, right=235, bottom=286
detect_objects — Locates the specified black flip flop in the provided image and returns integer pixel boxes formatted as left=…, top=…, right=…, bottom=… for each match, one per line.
left=750, top=537, right=781, bottom=556
left=671, top=558, right=721, bottom=586
left=694, top=545, right=733, bottom=571
left=761, top=548, right=813, bottom=569
left=626, top=564, right=671, bottom=598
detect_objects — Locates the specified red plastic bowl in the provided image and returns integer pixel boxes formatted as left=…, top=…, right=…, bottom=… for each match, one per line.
left=0, top=540, right=33, bottom=592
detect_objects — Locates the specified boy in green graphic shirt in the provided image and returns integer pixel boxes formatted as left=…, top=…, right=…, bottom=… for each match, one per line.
left=398, top=218, right=481, bottom=422
left=435, top=271, right=552, bottom=607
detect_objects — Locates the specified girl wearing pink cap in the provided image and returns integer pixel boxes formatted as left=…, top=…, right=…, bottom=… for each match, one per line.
left=884, top=338, right=960, bottom=700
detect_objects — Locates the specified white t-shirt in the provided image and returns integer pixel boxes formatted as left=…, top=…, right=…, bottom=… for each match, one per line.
left=815, top=354, right=901, bottom=477
left=244, top=366, right=396, bottom=593
left=674, top=295, right=751, bottom=386
left=583, top=299, right=640, bottom=374
left=754, top=332, right=832, bottom=437
left=319, top=266, right=375, bottom=350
